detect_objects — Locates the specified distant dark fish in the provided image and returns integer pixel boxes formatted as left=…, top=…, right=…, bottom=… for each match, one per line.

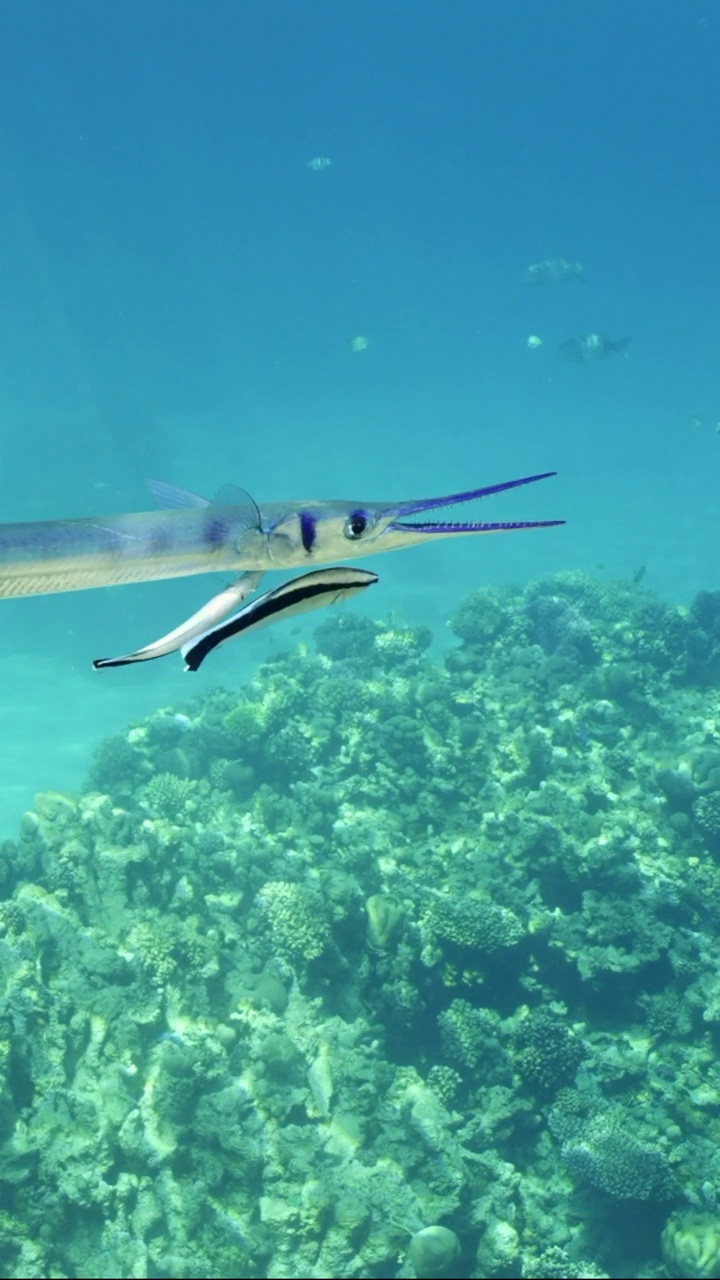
left=527, top=258, right=586, bottom=285
left=182, top=567, right=379, bottom=672
left=558, top=333, right=631, bottom=364
left=632, top=565, right=646, bottom=586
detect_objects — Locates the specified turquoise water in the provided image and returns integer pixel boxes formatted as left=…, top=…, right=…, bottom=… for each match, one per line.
left=0, top=3, right=718, bottom=1277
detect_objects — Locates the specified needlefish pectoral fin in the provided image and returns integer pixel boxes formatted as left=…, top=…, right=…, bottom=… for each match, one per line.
left=147, top=479, right=263, bottom=544
left=92, top=572, right=264, bottom=669
left=182, top=567, right=379, bottom=673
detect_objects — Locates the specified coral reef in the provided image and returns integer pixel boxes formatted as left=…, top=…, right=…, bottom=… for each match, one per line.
left=561, top=1111, right=675, bottom=1200
left=408, top=1224, right=460, bottom=1276
left=662, top=1209, right=720, bottom=1278
left=2, top=573, right=720, bottom=1276
left=512, top=1010, right=586, bottom=1097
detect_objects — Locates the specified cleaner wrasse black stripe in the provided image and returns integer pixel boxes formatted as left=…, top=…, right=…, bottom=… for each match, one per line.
left=182, top=567, right=379, bottom=672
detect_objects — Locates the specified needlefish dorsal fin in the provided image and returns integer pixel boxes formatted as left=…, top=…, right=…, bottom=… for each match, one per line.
left=147, top=479, right=263, bottom=543
left=147, top=479, right=209, bottom=509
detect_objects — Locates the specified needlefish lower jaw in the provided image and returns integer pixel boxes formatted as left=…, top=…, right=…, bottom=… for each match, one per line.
left=0, top=470, right=563, bottom=598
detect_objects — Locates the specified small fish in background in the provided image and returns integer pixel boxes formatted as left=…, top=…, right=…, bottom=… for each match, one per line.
left=156, top=1031, right=185, bottom=1047
left=527, top=258, right=586, bottom=285
left=307, top=156, right=332, bottom=171
left=527, top=334, right=543, bottom=349
left=686, top=413, right=720, bottom=432
left=632, top=565, right=647, bottom=586
left=558, top=333, right=631, bottom=364
left=350, top=335, right=369, bottom=352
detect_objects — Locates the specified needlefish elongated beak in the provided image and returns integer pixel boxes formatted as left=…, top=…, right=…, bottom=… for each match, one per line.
left=381, top=471, right=564, bottom=539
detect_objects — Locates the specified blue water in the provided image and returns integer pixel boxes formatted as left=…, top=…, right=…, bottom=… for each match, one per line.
left=0, top=0, right=716, bottom=819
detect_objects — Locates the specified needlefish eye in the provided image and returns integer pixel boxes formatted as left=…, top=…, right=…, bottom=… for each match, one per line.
left=344, top=511, right=370, bottom=540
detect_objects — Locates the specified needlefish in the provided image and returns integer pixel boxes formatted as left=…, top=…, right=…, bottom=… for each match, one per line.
left=0, top=472, right=563, bottom=669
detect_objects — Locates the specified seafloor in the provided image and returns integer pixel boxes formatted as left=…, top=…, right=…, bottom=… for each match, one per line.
left=1, top=571, right=720, bottom=1279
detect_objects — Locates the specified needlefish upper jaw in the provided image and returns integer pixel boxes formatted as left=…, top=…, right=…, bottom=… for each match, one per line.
left=361, top=471, right=564, bottom=556
left=386, top=471, right=563, bottom=534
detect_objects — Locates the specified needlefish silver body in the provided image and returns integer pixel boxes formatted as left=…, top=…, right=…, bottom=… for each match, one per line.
left=0, top=472, right=563, bottom=669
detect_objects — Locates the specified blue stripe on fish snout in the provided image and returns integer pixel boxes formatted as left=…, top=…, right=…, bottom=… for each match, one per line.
left=300, top=511, right=316, bottom=554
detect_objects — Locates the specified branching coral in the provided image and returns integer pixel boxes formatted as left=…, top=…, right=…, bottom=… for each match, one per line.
left=694, top=793, right=720, bottom=843
left=143, top=772, right=195, bottom=819
left=87, top=734, right=145, bottom=793
left=562, top=1112, right=675, bottom=1201
left=513, top=1011, right=586, bottom=1095
left=421, top=893, right=524, bottom=956
left=256, top=880, right=329, bottom=966
left=438, top=999, right=507, bottom=1075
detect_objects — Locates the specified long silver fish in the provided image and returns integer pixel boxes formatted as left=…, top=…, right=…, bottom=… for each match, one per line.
left=0, top=472, right=563, bottom=600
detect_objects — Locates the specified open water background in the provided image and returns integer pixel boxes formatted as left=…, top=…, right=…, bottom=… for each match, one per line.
left=0, top=0, right=717, bottom=830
